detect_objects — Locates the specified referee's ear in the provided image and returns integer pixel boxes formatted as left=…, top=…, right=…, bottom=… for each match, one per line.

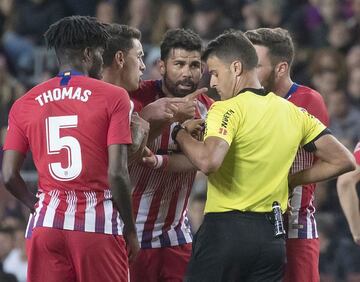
left=231, top=60, right=243, bottom=76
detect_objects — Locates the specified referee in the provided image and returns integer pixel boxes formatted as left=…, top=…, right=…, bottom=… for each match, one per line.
left=173, top=31, right=356, bottom=282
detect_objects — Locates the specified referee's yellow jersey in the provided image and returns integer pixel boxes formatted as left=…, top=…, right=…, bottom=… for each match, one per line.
left=204, top=88, right=326, bottom=213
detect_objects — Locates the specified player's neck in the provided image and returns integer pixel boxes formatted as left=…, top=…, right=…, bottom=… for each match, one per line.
left=160, top=80, right=174, bottom=98
left=274, top=77, right=294, bottom=98
left=59, top=64, right=88, bottom=76
left=102, top=67, right=121, bottom=86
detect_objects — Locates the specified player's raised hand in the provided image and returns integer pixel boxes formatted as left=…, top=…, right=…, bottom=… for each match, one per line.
left=128, top=113, right=150, bottom=163
left=140, top=97, right=181, bottom=122
left=172, top=88, right=208, bottom=123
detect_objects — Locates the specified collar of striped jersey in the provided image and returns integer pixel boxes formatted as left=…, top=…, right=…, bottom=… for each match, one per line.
left=57, top=70, right=85, bottom=86
left=284, top=83, right=299, bottom=100
left=57, top=70, right=85, bottom=77
left=237, top=87, right=268, bottom=96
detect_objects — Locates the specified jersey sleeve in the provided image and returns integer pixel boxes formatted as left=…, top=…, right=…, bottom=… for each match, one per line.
left=354, top=142, right=360, bottom=165
left=3, top=103, right=29, bottom=154
left=297, top=107, right=327, bottom=147
left=204, top=101, right=239, bottom=146
left=107, top=90, right=132, bottom=146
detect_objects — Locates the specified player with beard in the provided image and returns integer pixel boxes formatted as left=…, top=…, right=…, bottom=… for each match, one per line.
left=1, top=16, right=138, bottom=281
left=128, top=28, right=213, bottom=282
left=245, top=28, right=329, bottom=282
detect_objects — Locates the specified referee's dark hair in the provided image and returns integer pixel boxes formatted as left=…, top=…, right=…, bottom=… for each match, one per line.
left=44, top=16, right=110, bottom=54
left=103, top=24, right=141, bottom=67
left=160, top=28, right=202, bottom=60
left=245, top=28, right=294, bottom=67
left=202, top=30, right=258, bottom=70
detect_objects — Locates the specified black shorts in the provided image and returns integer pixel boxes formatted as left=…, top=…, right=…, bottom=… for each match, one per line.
left=185, top=211, right=286, bottom=282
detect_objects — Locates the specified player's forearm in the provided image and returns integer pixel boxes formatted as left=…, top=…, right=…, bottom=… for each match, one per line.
left=289, top=159, right=355, bottom=188
left=2, top=172, right=37, bottom=212
left=337, top=182, right=360, bottom=237
left=166, top=153, right=197, bottom=172
left=109, top=172, right=136, bottom=233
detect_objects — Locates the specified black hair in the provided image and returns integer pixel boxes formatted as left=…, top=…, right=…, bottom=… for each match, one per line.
left=160, top=28, right=202, bottom=60
left=102, top=24, right=142, bottom=67
left=245, top=28, right=294, bottom=66
left=44, top=16, right=110, bottom=52
left=202, top=30, right=258, bottom=70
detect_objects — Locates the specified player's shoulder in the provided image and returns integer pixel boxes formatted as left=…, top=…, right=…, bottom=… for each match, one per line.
left=130, top=80, right=159, bottom=97
left=294, top=85, right=324, bottom=102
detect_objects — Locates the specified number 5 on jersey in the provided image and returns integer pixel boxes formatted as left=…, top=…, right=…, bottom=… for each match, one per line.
left=45, top=115, right=82, bottom=181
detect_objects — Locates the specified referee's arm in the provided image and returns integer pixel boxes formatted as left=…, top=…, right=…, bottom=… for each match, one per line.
left=175, top=131, right=229, bottom=175
left=289, top=133, right=356, bottom=188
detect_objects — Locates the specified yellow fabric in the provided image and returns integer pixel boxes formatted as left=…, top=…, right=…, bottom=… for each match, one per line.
left=204, top=90, right=326, bottom=213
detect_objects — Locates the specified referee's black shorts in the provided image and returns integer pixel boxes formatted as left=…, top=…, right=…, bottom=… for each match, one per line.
left=184, top=210, right=286, bottom=282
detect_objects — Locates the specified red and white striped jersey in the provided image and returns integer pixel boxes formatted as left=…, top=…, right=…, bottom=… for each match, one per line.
left=354, top=142, right=360, bottom=165
left=284, top=83, right=329, bottom=239
left=3, top=71, right=132, bottom=237
left=130, top=80, right=213, bottom=248
left=25, top=189, right=123, bottom=238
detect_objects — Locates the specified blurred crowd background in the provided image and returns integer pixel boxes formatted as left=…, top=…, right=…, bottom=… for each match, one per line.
left=0, top=0, right=360, bottom=281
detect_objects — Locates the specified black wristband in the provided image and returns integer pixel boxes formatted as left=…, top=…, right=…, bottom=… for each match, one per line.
left=171, top=124, right=185, bottom=144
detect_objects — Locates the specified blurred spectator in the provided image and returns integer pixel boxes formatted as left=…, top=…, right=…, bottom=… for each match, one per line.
left=346, top=44, right=360, bottom=71
left=0, top=53, right=25, bottom=146
left=347, top=66, right=360, bottom=107
left=0, top=226, right=17, bottom=282
left=96, top=0, right=118, bottom=24
left=239, top=0, right=261, bottom=30
left=151, top=0, right=185, bottom=44
left=333, top=238, right=360, bottom=281
left=347, top=0, right=360, bottom=44
left=3, top=224, right=27, bottom=282
left=257, top=0, right=284, bottom=27
left=191, top=0, right=230, bottom=42
left=327, top=20, right=352, bottom=53
left=328, top=89, right=360, bottom=149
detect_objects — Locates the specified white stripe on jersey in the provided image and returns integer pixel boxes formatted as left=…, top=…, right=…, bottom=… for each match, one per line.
left=43, top=190, right=60, bottom=227
left=33, top=193, right=45, bottom=227
left=63, top=191, right=77, bottom=230
left=104, top=190, right=114, bottom=234
left=84, top=191, right=97, bottom=232
left=287, top=185, right=302, bottom=238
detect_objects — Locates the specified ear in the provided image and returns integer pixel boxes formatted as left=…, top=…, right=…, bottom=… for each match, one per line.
left=115, top=50, right=125, bottom=68
left=159, top=60, right=166, bottom=75
left=83, top=47, right=92, bottom=62
left=275, top=62, right=288, bottom=78
left=232, top=60, right=243, bottom=76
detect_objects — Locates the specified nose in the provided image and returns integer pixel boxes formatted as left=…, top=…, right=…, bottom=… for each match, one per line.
left=182, top=64, right=191, bottom=77
left=140, top=58, right=146, bottom=72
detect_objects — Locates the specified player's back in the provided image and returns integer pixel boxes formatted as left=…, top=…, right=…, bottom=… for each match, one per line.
left=10, top=72, right=131, bottom=192
left=5, top=72, right=132, bottom=236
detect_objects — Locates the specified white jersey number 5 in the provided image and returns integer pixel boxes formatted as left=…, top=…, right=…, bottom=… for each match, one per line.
left=45, top=115, right=82, bottom=181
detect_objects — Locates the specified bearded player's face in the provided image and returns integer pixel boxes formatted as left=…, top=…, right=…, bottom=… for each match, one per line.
left=161, top=48, right=202, bottom=97
left=253, top=45, right=276, bottom=93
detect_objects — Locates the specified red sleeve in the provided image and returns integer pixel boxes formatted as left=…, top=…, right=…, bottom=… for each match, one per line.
left=107, top=89, right=132, bottom=146
left=289, top=88, right=329, bottom=126
left=355, top=142, right=360, bottom=165
left=3, top=103, right=29, bottom=155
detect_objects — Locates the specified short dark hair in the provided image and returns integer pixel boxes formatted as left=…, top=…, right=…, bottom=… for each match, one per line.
left=44, top=16, right=110, bottom=52
left=245, top=28, right=294, bottom=66
left=202, top=30, right=258, bottom=70
left=102, top=24, right=142, bottom=67
left=160, top=28, right=202, bottom=60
